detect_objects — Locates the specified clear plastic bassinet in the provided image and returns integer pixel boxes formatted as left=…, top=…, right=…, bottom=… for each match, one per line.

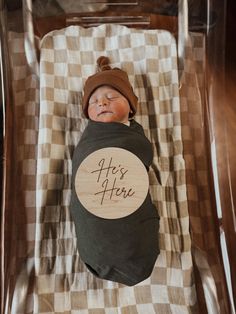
left=0, top=1, right=235, bottom=313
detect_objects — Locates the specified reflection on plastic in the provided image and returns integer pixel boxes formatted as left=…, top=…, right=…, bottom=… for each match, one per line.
left=178, top=0, right=190, bottom=82
left=23, top=0, right=39, bottom=75
left=193, top=247, right=221, bottom=314
left=11, top=258, right=35, bottom=314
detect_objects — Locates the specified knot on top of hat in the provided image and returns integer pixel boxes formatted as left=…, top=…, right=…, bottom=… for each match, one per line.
left=97, top=56, right=111, bottom=71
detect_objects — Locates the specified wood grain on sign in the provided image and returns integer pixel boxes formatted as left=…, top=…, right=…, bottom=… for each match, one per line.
left=75, top=147, right=149, bottom=219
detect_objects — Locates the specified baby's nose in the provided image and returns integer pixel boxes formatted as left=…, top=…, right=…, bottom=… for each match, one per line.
left=98, top=97, right=109, bottom=106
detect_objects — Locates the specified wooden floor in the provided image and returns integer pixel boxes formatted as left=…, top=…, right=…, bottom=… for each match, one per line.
left=225, top=68, right=236, bottom=201
left=218, top=0, right=236, bottom=300
left=220, top=0, right=236, bottom=212
left=225, top=0, right=236, bottom=200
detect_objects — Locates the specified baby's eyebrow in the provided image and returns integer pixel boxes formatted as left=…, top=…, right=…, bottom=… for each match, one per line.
left=107, top=91, right=120, bottom=96
left=107, top=94, right=119, bottom=98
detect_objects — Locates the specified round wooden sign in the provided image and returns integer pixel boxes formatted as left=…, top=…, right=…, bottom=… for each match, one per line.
left=75, top=147, right=149, bottom=219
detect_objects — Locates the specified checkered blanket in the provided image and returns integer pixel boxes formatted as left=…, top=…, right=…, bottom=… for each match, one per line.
left=36, top=24, right=195, bottom=313
left=7, top=24, right=210, bottom=313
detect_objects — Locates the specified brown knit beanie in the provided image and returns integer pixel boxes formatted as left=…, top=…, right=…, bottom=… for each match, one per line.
left=82, top=56, right=138, bottom=118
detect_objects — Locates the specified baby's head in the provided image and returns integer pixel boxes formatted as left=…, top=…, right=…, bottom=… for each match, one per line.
left=82, top=56, right=138, bottom=123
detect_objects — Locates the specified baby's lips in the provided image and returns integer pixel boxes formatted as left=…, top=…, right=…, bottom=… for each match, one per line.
left=98, top=111, right=113, bottom=116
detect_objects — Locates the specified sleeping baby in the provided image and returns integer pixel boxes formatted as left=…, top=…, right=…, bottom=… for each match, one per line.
left=69, top=56, right=160, bottom=286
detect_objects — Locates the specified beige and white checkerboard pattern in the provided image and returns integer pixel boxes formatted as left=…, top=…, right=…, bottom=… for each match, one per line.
left=5, top=24, right=227, bottom=313
left=33, top=24, right=196, bottom=313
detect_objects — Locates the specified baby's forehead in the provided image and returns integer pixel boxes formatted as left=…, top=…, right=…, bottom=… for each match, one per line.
left=94, top=85, right=116, bottom=92
left=91, top=85, right=120, bottom=95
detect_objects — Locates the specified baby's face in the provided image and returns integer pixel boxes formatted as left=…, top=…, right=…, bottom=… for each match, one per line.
left=88, top=85, right=131, bottom=123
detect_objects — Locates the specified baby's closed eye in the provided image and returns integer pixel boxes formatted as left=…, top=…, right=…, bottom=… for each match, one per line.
left=106, top=93, right=121, bottom=100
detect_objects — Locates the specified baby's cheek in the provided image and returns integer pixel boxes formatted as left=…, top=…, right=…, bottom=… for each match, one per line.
left=88, top=108, right=96, bottom=119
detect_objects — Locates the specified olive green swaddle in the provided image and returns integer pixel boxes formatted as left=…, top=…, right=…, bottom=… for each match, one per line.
left=70, top=120, right=160, bottom=286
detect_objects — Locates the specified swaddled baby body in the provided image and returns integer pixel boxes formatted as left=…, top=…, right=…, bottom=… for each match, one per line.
left=70, top=56, right=160, bottom=286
